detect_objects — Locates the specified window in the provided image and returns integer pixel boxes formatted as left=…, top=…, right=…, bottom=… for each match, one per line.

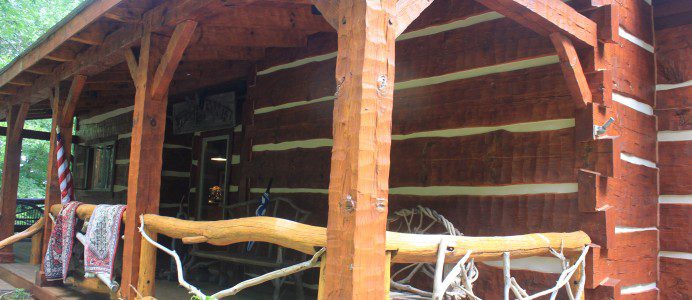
left=74, top=141, right=115, bottom=191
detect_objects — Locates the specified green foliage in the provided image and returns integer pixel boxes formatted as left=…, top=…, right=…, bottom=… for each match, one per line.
left=0, top=288, right=31, bottom=299
left=0, top=1, right=87, bottom=199
left=0, top=0, right=85, bottom=68
left=0, top=119, right=53, bottom=198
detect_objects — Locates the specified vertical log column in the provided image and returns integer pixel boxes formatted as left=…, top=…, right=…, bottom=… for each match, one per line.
left=38, top=75, right=85, bottom=285
left=122, top=20, right=196, bottom=299
left=322, top=1, right=397, bottom=298
left=0, top=102, right=30, bottom=262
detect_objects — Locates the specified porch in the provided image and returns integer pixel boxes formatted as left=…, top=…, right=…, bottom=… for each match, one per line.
left=0, top=0, right=658, bottom=299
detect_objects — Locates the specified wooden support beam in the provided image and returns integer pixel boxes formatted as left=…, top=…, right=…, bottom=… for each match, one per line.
left=396, top=0, right=436, bottom=36
left=0, top=127, right=52, bottom=141
left=182, top=46, right=265, bottom=62
left=0, top=102, right=30, bottom=263
left=195, top=26, right=307, bottom=48
left=103, top=6, right=146, bottom=23
left=60, top=75, right=87, bottom=127
left=123, top=49, right=139, bottom=82
left=310, top=0, right=339, bottom=30
left=550, top=33, right=593, bottom=108
left=0, top=0, right=122, bottom=88
left=44, top=47, right=77, bottom=62
left=123, top=20, right=196, bottom=299
left=150, top=20, right=198, bottom=101
left=38, top=82, right=78, bottom=286
left=7, top=0, right=220, bottom=105
left=69, top=22, right=108, bottom=46
left=322, top=0, right=396, bottom=298
left=474, top=0, right=598, bottom=47
left=24, top=65, right=55, bottom=76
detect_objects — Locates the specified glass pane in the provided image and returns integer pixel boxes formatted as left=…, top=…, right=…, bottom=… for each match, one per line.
left=91, top=143, right=114, bottom=190
left=198, top=138, right=228, bottom=220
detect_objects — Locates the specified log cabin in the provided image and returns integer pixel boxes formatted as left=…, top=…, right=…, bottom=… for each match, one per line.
left=0, top=0, right=688, bottom=299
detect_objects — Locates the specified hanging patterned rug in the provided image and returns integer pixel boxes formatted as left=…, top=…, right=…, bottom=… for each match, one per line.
left=84, top=204, right=126, bottom=279
left=44, top=201, right=82, bottom=282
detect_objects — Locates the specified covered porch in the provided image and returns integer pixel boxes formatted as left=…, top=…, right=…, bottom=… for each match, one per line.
left=0, top=0, right=646, bottom=299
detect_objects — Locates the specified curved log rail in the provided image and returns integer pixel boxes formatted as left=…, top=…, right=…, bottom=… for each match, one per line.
left=142, top=214, right=590, bottom=263
left=48, top=204, right=591, bottom=263
left=0, top=217, right=44, bottom=250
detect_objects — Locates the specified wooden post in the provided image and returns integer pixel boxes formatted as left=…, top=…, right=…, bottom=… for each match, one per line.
left=37, top=75, right=84, bottom=285
left=0, top=102, right=29, bottom=262
left=120, top=20, right=196, bottom=299
left=30, top=230, right=43, bottom=265
left=321, top=0, right=397, bottom=298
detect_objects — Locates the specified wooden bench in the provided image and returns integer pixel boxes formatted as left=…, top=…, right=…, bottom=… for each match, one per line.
left=185, top=196, right=311, bottom=299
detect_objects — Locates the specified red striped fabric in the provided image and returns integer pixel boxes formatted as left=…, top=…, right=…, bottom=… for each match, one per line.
left=56, top=130, right=73, bottom=204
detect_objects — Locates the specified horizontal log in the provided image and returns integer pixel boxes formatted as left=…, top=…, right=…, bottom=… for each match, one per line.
left=617, top=0, right=654, bottom=45
left=656, top=108, right=691, bottom=131
left=600, top=161, right=658, bottom=228
left=254, top=18, right=556, bottom=111
left=603, top=230, right=658, bottom=286
left=50, top=204, right=590, bottom=263
left=660, top=257, right=691, bottom=299
left=253, top=64, right=574, bottom=145
left=611, top=39, right=656, bottom=105
left=655, top=24, right=691, bottom=84
left=143, top=214, right=590, bottom=263
left=611, top=102, right=657, bottom=162
left=659, top=141, right=692, bottom=195
left=0, top=127, right=51, bottom=140
left=659, top=203, right=692, bottom=253
left=249, top=129, right=577, bottom=189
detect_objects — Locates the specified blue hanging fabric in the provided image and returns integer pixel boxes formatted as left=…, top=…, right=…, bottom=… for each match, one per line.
left=247, top=179, right=273, bottom=251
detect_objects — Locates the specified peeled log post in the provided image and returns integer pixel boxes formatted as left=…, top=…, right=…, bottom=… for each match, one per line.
left=50, top=204, right=591, bottom=263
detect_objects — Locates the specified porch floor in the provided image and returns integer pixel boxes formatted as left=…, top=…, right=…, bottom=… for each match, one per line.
left=0, top=241, right=300, bottom=299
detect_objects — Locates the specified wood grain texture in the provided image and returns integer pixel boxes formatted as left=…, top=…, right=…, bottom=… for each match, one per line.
left=396, top=0, right=436, bottom=36
left=654, top=23, right=691, bottom=85
left=121, top=20, right=195, bottom=297
left=473, top=0, right=597, bottom=47
left=550, top=32, right=592, bottom=107
left=0, top=103, right=30, bottom=262
left=618, top=0, right=653, bottom=45
left=323, top=0, right=397, bottom=298
left=659, top=203, right=692, bottom=253
left=603, top=230, right=658, bottom=286
left=660, top=257, right=691, bottom=300
left=612, top=102, right=657, bottom=162
left=253, top=64, right=573, bottom=145
left=659, top=141, right=692, bottom=195
left=39, top=85, right=76, bottom=284
left=611, top=38, right=656, bottom=105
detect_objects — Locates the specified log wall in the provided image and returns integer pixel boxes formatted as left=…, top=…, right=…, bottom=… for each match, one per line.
left=73, top=98, right=193, bottom=215
left=654, top=1, right=691, bottom=298
left=237, top=0, right=652, bottom=296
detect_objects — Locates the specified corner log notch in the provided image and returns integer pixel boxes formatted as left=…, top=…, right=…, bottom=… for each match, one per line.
left=37, top=74, right=86, bottom=284
left=120, top=19, right=197, bottom=300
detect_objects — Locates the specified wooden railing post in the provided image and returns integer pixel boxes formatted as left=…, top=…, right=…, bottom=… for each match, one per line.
left=0, top=102, right=29, bottom=262
left=120, top=20, right=197, bottom=299
left=37, top=75, right=85, bottom=285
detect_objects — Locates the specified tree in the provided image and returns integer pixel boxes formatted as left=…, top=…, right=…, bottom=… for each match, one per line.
left=0, top=0, right=85, bottom=68
left=0, top=119, right=52, bottom=198
left=0, top=1, right=85, bottom=198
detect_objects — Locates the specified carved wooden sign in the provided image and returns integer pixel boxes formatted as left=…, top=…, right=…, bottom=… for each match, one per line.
left=170, top=91, right=236, bottom=134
